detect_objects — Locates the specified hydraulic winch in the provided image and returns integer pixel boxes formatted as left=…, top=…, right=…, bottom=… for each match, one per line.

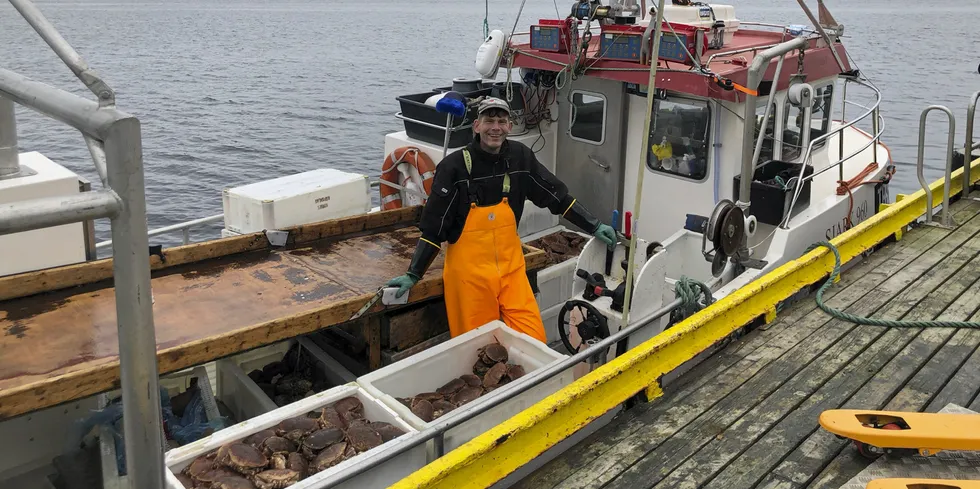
left=685, top=198, right=767, bottom=278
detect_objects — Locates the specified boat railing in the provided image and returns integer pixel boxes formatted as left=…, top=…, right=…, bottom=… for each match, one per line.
left=780, top=74, right=884, bottom=229
left=95, top=213, right=224, bottom=251
left=1, top=1, right=166, bottom=488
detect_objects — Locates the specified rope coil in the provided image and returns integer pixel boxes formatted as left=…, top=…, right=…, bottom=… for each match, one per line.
left=673, top=276, right=715, bottom=322
left=808, top=241, right=980, bottom=328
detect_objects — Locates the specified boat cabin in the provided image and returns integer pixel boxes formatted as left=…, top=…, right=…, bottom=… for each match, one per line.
left=386, top=2, right=867, bottom=249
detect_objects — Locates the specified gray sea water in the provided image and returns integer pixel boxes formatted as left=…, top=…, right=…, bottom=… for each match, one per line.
left=2, top=0, right=978, bottom=247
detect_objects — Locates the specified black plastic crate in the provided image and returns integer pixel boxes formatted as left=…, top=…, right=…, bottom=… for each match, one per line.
left=396, top=91, right=479, bottom=148
left=733, top=160, right=814, bottom=226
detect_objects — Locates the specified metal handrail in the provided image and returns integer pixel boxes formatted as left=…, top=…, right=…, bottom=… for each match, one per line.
left=0, top=1, right=164, bottom=488
left=780, top=75, right=883, bottom=229
left=316, top=297, right=685, bottom=487
left=965, top=91, right=980, bottom=199
left=394, top=112, right=472, bottom=132
left=96, top=213, right=224, bottom=250
left=916, top=105, right=956, bottom=227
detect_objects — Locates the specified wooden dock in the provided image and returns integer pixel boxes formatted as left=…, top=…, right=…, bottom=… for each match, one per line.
left=515, top=197, right=980, bottom=489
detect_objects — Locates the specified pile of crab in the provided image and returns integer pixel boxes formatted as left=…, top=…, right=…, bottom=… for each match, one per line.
left=397, top=341, right=526, bottom=422
left=247, top=344, right=329, bottom=407
left=174, top=396, right=405, bottom=489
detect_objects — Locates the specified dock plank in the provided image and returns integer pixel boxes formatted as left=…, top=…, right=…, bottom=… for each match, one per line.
left=516, top=198, right=980, bottom=489
left=599, top=203, right=980, bottom=489
left=514, top=216, right=957, bottom=489
left=704, top=244, right=980, bottom=489
left=0, top=224, right=548, bottom=419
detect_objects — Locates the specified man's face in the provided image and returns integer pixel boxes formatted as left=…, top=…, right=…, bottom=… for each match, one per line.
left=474, top=109, right=512, bottom=152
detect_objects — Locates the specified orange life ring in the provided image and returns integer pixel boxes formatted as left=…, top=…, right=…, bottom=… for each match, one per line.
left=380, top=146, right=436, bottom=210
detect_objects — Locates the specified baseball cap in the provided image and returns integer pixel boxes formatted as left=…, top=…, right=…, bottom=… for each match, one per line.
left=477, top=97, right=511, bottom=116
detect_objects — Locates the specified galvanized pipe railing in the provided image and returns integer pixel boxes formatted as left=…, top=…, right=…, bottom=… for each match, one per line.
left=0, top=97, right=18, bottom=177
left=1, top=1, right=164, bottom=487
left=916, top=105, right=957, bottom=228
left=965, top=91, right=980, bottom=200
left=780, top=75, right=883, bottom=229
left=95, top=213, right=224, bottom=250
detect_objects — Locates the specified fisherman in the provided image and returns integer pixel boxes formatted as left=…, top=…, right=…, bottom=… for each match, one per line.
left=386, top=96, right=616, bottom=343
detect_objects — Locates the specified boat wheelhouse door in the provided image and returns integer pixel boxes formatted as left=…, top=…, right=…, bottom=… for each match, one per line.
left=623, top=88, right=715, bottom=243
left=555, top=77, right=628, bottom=225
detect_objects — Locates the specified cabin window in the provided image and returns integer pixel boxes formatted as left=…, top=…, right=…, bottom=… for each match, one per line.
left=569, top=91, right=606, bottom=145
left=782, top=83, right=834, bottom=161
left=646, top=97, right=710, bottom=180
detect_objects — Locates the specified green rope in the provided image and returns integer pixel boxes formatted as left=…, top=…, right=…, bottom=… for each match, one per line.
left=808, top=241, right=980, bottom=328
left=674, top=276, right=715, bottom=320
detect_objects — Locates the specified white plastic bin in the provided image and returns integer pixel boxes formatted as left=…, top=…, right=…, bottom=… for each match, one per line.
left=216, top=338, right=358, bottom=423
left=222, top=168, right=371, bottom=234
left=356, top=320, right=573, bottom=456
left=164, top=384, right=426, bottom=489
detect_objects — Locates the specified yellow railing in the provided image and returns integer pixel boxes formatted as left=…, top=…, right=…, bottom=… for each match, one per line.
left=389, top=156, right=980, bottom=489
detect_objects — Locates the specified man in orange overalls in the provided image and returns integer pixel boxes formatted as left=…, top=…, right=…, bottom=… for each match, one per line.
left=386, top=97, right=616, bottom=343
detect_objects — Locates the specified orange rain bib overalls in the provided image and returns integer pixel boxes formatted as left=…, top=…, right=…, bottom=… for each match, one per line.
left=442, top=149, right=547, bottom=343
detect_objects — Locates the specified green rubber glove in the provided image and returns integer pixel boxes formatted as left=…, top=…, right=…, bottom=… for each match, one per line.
left=387, top=273, right=419, bottom=298
left=593, top=223, right=617, bottom=250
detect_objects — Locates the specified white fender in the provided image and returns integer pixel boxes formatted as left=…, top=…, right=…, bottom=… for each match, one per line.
left=475, top=29, right=506, bottom=79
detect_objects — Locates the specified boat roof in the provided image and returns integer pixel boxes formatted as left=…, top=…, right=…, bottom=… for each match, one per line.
left=510, top=29, right=850, bottom=102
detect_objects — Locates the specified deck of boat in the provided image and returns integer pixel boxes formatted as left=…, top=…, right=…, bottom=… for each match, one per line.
left=515, top=197, right=980, bottom=489
left=0, top=208, right=547, bottom=421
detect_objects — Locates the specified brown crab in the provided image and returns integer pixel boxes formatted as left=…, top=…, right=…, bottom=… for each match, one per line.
left=285, top=452, right=308, bottom=477
left=301, top=427, right=345, bottom=458
left=333, top=396, right=363, bottom=417
left=243, top=430, right=278, bottom=449
left=217, top=443, right=268, bottom=476
left=347, top=422, right=383, bottom=453
left=506, top=364, right=526, bottom=380
left=311, top=442, right=348, bottom=473
left=174, top=473, right=195, bottom=489
left=260, top=436, right=296, bottom=457
left=483, top=362, right=508, bottom=389
left=437, top=377, right=465, bottom=396
left=209, top=474, right=257, bottom=489
left=431, top=399, right=457, bottom=419
left=450, top=386, right=483, bottom=406
left=275, top=416, right=319, bottom=443
left=460, top=374, right=482, bottom=387
left=410, top=398, right=434, bottom=422
left=478, top=342, right=508, bottom=365
left=369, top=421, right=406, bottom=443
left=253, top=469, right=301, bottom=489
left=472, top=359, right=492, bottom=377
left=183, top=456, right=214, bottom=479
left=317, top=407, right=347, bottom=430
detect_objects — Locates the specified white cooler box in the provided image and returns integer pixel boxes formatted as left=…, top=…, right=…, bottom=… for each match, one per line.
left=356, top=320, right=572, bottom=459
left=222, top=168, right=371, bottom=234
left=164, top=384, right=426, bottom=489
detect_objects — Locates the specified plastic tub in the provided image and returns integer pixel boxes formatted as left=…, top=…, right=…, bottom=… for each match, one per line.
left=216, top=337, right=357, bottom=422
left=164, top=384, right=426, bottom=489
left=356, top=320, right=572, bottom=457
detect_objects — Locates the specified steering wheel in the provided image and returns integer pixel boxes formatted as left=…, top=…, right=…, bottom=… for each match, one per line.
left=557, top=300, right=610, bottom=354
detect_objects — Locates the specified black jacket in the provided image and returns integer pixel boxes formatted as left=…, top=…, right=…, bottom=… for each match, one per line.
left=406, top=135, right=602, bottom=279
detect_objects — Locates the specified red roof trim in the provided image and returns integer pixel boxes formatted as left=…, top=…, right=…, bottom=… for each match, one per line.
left=510, top=35, right=851, bottom=102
